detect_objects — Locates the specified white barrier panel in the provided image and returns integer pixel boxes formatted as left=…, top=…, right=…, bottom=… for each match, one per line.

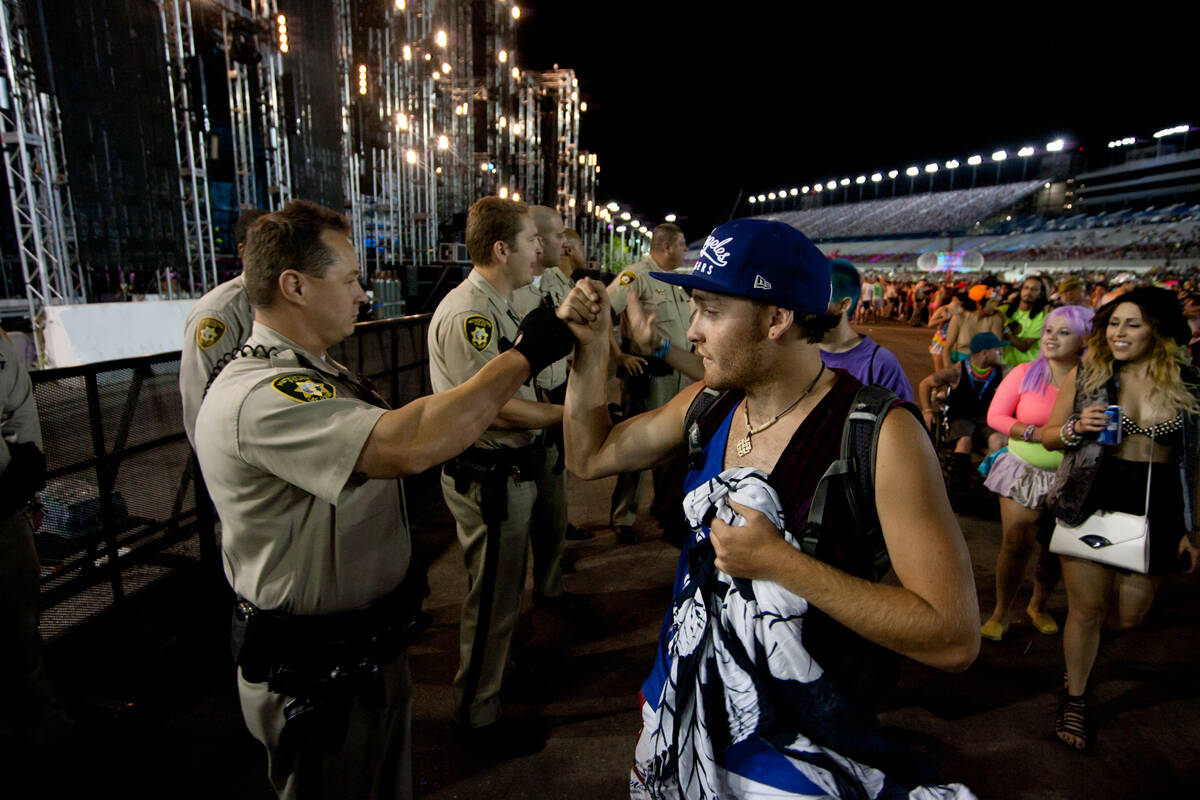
left=43, top=299, right=198, bottom=367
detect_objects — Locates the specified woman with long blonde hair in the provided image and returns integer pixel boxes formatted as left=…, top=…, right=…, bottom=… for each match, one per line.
left=1042, top=287, right=1200, bottom=751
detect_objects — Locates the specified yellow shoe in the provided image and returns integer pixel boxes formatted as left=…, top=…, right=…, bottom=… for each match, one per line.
left=1027, top=608, right=1059, bottom=635
left=980, top=620, right=1009, bottom=642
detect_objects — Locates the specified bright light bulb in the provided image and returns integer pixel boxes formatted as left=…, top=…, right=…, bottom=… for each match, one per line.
left=757, top=194, right=766, bottom=201
left=580, top=102, right=587, bottom=112
left=801, top=186, right=809, bottom=193
left=1046, top=139, right=1064, bottom=152
left=569, top=197, right=576, bottom=208
left=620, top=211, right=631, bottom=220
left=402, top=45, right=411, bottom=60
left=826, top=181, right=836, bottom=190
left=992, top=150, right=1007, bottom=161
left=905, top=166, right=919, bottom=177
left=498, top=49, right=508, bottom=63
left=749, top=196, right=757, bottom=204
left=925, top=163, right=938, bottom=173
left=945, top=160, right=959, bottom=169
left=499, top=116, right=507, bottom=128
left=813, top=185, right=822, bottom=193
left=1018, top=146, right=1035, bottom=157
left=442, top=62, right=451, bottom=73
left=789, top=188, right=798, bottom=196
left=887, top=170, right=898, bottom=178
left=499, top=187, right=508, bottom=199
left=437, top=135, right=448, bottom=150
left=607, top=202, right=619, bottom=211
left=512, top=193, right=520, bottom=202
left=280, top=43, right=288, bottom=53
left=870, top=173, right=882, bottom=182
left=855, top=176, right=866, bottom=184
left=436, top=31, right=447, bottom=48
left=967, top=155, right=982, bottom=166
left=396, top=113, right=408, bottom=129
left=277, top=14, right=285, bottom=24
left=768, top=192, right=777, bottom=200
left=512, top=6, right=521, bottom=19
left=665, top=213, right=677, bottom=221
left=405, top=149, right=416, bottom=164
left=512, top=67, right=519, bottom=79
left=395, top=0, right=405, bottom=8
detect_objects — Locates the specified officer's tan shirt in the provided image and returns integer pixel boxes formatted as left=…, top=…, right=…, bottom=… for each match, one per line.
left=181, top=275, right=255, bottom=447
left=607, top=256, right=692, bottom=355
left=428, top=269, right=539, bottom=449
left=0, top=329, right=42, bottom=476
left=511, top=266, right=573, bottom=392
left=194, top=322, right=409, bottom=615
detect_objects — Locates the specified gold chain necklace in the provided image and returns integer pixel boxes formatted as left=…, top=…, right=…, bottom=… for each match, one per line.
left=735, top=364, right=825, bottom=457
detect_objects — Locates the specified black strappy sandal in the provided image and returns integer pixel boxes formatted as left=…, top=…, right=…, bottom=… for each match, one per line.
left=1055, top=691, right=1089, bottom=751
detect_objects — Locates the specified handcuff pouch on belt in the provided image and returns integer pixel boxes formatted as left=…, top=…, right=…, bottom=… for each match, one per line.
left=230, top=568, right=429, bottom=754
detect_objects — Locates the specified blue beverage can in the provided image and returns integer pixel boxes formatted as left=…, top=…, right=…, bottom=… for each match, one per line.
left=1098, top=404, right=1122, bottom=445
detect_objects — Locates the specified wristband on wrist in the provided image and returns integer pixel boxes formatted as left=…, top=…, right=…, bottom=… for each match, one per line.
left=1060, top=415, right=1083, bottom=447
left=1022, top=424, right=1036, bottom=442
left=652, top=336, right=671, bottom=360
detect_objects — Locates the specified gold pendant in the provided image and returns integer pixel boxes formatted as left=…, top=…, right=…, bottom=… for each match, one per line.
left=735, top=435, right=752, bottom=457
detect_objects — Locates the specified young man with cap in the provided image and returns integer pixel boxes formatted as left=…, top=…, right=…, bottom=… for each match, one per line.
left=559, top=219, right=979, bottom=796
left=819, top=258, right=914, bottom=402
left=919, top=331, right=1009, bottom=504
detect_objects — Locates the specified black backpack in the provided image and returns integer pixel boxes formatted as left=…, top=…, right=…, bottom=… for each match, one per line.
left=684, top=383, right=920, bottom=582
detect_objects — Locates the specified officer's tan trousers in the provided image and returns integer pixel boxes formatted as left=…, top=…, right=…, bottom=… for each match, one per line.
left=611, top=371, right=687, bottom=527
left=529, top=443, right=565, bottom=599
left=441, top=470, right=536, bottom=728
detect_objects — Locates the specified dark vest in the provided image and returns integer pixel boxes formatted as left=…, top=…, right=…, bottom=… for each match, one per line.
left=946, top=360, right=1000, bottom=421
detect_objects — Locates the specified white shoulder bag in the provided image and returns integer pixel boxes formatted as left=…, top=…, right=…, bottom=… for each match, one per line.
left=1049, top=440, right=1153, bottom=574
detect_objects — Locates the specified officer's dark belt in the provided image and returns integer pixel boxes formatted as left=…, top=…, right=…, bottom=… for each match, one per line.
left=538, top=383, right=568, bottom=473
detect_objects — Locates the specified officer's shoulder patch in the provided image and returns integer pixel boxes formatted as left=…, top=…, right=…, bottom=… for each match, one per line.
left=271, top=373, right=337, bottom=403
left=618, top=271, right=637, bottom=286
left=196, top=316, right=227, bottom=350
left=463, top=314, right=494, bottom=352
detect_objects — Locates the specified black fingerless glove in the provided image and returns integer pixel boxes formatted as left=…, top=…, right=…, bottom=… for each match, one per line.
left=511, top=305, right=573, bottom=378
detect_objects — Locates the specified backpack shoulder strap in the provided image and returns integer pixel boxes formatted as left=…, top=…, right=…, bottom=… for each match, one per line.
left=803, top=383, right=922, bottom=581
left=684, top=387, right=741, bottom=471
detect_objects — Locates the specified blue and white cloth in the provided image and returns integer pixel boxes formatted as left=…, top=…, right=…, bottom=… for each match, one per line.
left=631, top=467, right=974, bottom=800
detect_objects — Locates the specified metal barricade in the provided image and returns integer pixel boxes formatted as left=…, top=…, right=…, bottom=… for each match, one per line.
left=32, top=314, right=431, bottom=640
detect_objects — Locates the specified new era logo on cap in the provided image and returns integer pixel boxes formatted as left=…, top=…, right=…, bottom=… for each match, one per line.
left=648, top=219, right=832, bottom=314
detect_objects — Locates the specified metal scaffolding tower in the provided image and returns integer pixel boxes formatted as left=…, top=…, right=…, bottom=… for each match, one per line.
left=158, top=0, right=218, bottom=294
left=1, top=0, right=83, bottom=359
left=255, top=0, right=292, bottom=210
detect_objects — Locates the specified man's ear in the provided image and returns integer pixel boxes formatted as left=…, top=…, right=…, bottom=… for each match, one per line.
left=492, top=239, right=509, bottom=264
left=278, top=270, right=304, bottom=303
left=831, top=296, right=854, bottom=317
left=766, top=306, right=795, bottom=341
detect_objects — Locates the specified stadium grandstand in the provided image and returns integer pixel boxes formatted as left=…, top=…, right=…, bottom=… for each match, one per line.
left=731, top=126, right=1200, bottom=273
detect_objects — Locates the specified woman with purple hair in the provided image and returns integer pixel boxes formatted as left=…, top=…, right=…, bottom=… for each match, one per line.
left=980, top=304, right=1095, bottom=641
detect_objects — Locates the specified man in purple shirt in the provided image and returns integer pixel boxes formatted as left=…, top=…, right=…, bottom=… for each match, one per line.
left=819, top=259, right=914, bottom=402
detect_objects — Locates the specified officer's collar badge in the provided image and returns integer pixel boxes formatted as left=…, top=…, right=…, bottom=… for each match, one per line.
left=463, top=314, right=494, bottom=352
left=271, top=374, right=337, bottom=403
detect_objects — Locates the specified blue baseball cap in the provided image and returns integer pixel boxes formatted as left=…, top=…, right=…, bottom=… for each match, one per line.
left=970, top=332, right=1010, bottom=353
left=650, top=219, right=832, bottom=313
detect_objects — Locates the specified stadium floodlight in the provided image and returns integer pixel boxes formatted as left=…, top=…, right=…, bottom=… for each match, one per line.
left=789, top=188, right=798, bottom=196
left=855, top=176, right=866, bottom=184
left=1018, top=146, right=1035, bottom=157
left=887, top=170, right=898, bottom=179
left=1046, top=139, right=1064, bottom=152
left=620, top=211, right=631, bottom=220
left=748, top=196, right=757, bottom=204
left=778, top=189, right=788, bottom=196
left=813, top=184, right=822, bottom=193
left=945, top=160, right=959, bottom=169
left=665, top=213, right=677, bottom=221
left=826, top=181, right=836, bottom=190
left=967, top=155, right=982, bottom=166
left=757, top=194, right=766, bottom=202
left=871, top=173, right=882, bottom=182
left=630, top=220, right=640, bottom=228
left=905, top=166, right=919, bottom=177
left=616, top=225, right=626, bottom=233
left=839, top=178, right=850, bottom=186
left=1153, top=124, right=1189, bottom=138
left=801, top=186, right=810, bottom=193
left=1044, top=182, right=1051, bottom=189
left=925, top=163, right=938, bottom=173
left=607, top=201, right=620, bottom=211
left=992, top=150, right=1007, bottom=161
left=768, top=192, right=777, bottom=200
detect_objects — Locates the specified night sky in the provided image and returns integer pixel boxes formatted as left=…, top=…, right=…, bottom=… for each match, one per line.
left=517, top=3, right=1193, bottom=240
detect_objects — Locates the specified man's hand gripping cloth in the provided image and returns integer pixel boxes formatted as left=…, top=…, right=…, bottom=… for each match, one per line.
left=631, top=466, right=974, bottom=800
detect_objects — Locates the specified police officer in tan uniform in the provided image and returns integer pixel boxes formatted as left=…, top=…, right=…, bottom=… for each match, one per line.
left=180, top=209, right=267, bottom=446
left=511, top=205, right=582, bottom=600
left=1, top=328, right=69, bottom=752
left=195, top=200, right=567, bottom=798
left=605, top=223, right=699, bottom=542
left=428, top=197, right=566, bottom=755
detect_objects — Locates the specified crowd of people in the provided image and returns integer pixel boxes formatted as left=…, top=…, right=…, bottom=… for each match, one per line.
left=6, top=195, right=1199, bottom=799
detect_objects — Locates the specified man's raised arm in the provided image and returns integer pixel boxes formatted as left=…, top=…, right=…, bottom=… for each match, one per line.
left=559, top=279, right=695, bottom=481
